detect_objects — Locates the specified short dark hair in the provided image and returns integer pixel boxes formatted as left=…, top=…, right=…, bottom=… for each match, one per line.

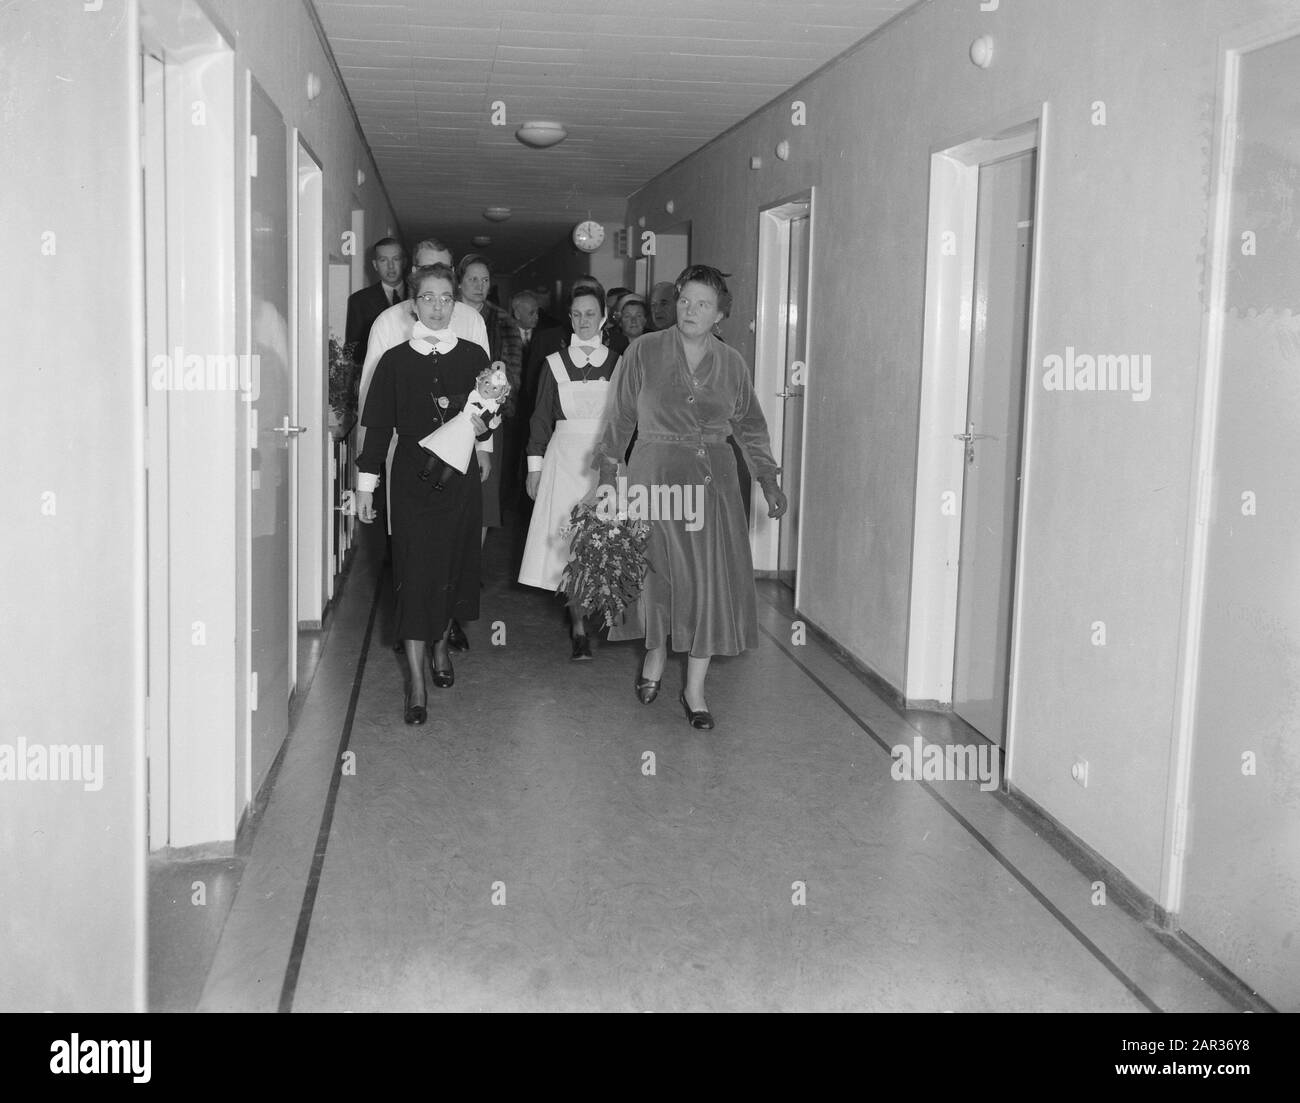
left=372, top=236, right=404, bottom=259
left=456, top=253, right=492, bottom=283
left=569, top=284, right=606, bottom=316
left=674, top=264, right=733, bottom=319
left=408, top=262, right=456, bottom=299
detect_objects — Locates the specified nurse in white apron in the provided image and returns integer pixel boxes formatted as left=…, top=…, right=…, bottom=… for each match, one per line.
left=518, top=287, right=619, bottom=659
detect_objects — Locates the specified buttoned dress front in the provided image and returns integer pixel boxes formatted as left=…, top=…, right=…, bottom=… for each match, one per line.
left=595, top=327, right=779, bottom=658
left=357, top=336, right=488, bottom=641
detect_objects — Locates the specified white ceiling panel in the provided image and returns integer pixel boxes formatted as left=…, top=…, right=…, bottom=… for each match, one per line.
left=312, top=0, right=918, bottom=271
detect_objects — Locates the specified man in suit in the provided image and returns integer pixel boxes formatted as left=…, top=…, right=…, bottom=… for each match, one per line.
left=507, top=291, right=541, bottom=500
left=345, top=237, right=407, bottom=366
left=648, top=280, right=677, bottom=331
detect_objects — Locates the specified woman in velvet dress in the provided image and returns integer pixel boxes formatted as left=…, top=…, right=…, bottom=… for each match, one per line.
left=356, top=264, right=491, bottom=724
left=595, top=265, right=788, bottom=729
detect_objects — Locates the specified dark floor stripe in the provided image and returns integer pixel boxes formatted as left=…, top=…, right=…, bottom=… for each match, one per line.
left=755, top=617, right=1164, bottom=1014
left=277, top=563, right=387, bottom=1014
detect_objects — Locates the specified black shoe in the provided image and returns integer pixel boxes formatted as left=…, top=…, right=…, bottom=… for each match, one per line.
left=679, top=691, right=715, bottom=730
left=430, top=646, right=455, bottom=688
left=570, top=633, right=593, bottom=661
left=404, top=693, right=427, bottom=725
left=447, top=619, right=470, bottom=652
left=634, top=677, right=661, bottom=704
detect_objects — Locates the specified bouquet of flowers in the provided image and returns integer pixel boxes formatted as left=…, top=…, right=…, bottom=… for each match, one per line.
left=417, top=365, right=511, bottom=489
left=558, top=498, right=652, bottom=628
left=328, top=336, right=359, bottom=415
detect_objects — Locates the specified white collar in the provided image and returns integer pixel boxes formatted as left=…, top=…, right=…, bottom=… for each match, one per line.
left=568, top=333, right=608, bottom=367
left=410, top=320, right=458, bottom=355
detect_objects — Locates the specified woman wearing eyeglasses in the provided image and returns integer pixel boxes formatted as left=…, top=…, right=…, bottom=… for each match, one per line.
left=355, top=264, right=492, bottom=724
left=518, top=285, right=619, bottom=659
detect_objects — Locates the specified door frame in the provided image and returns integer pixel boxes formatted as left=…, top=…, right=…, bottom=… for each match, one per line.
left=294, top=135, right=327, bottom=632
left=1162, top=13, right=1300, bottom=917
left=140, top=0, right=237, bottom=849
left=904, top=109, right=1047, bottom=780
left=752, top=189, right=815, bottom=596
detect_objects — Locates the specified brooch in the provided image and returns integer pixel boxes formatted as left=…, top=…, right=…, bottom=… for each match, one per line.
left=437, top=396, right=450, bottom=409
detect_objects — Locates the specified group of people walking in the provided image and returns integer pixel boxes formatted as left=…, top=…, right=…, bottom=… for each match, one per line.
left=352, top=244, right=787, bottom=730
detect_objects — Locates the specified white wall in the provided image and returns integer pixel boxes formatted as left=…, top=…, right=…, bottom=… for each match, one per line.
left=624, top=0, right=1298, bottom=900
left=0, top=0, right=398, bottom=1009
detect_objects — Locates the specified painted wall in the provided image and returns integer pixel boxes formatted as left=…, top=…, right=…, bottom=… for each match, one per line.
left=624, top=0, right=1297, bottom=898
left=512, top=222, right=625, bottom=314
left=0, top=0, right=396, bottom=1009
left=204, top=0, right=399, bottom=271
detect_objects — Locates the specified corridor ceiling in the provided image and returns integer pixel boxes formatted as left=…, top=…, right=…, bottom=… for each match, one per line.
left=312, top=0, right=917, bottom=273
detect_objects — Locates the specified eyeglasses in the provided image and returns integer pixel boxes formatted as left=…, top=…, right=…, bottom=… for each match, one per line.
left=416, top=293, right=455, bottom=307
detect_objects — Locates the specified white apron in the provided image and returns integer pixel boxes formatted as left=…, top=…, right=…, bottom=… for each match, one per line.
left=517, top=355, right=614, bottom=591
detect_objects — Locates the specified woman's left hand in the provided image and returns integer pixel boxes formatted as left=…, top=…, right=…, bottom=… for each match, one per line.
left=762, top=481, right=788, bottom=520
left=477, top=450, right=492, bottom=483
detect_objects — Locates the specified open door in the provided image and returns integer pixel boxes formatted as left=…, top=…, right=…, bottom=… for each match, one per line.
left=247, top=77, right=295, bottom=797
left=951, top=151, right=1036, bottom=745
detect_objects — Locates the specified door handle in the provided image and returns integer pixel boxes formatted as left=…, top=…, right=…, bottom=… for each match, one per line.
left=775, top=390, right=801, bottom=399
left=272, top=419, right=308, bottom=436
left=954, top=422, right=997, bottom=464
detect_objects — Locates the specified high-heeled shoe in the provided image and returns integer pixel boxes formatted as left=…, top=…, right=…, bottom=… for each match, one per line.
left=634, top=676, right=660, bottom=704
left=430, top=645, right=454, bottom=688
left=679, top=691, right=715, bottom=730
left=447, top=619, right=470, bottom=652
left=404, top=692, right=427, bottom=725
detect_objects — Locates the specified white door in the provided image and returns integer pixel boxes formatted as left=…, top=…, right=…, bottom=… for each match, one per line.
left=952, top=151, right=1036, bottom=744
left=141, top=49, right=169, bottom=843
left=248, top=79, right=294, bottom=794
left=777, top=213, right=810, bottom=590
left=1178, top=30, right=1300, bottom=1011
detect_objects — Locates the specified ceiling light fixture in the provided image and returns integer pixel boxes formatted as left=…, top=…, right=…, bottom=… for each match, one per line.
left=515, top=121, right=568, bottom=149
left=472, top=235, right=492, bottom=247
left=483, top=207, right=512, bottom=222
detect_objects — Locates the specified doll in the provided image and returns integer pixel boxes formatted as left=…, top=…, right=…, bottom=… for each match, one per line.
left=417, top=365, right=511, bottom=490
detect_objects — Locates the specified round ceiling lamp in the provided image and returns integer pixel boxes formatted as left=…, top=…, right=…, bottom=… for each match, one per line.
left=472, top=235, right=492, bottom=247
left=483, top=206, right=512, bottom=222
left=515, top=121, right=567, bottom=149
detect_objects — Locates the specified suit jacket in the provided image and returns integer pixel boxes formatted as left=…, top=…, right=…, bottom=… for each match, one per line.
left=345, top=282, right=404, bottom=365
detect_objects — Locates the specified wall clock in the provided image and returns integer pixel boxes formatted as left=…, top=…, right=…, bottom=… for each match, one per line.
left=572, top=220, right=605, bottom=252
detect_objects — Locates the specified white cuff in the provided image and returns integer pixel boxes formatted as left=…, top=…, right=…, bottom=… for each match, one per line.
left=356, top=472, right=379, bottom=493
left=476, top=439, right=494, bottom=454
left=527, top=455, right=544, bottom=473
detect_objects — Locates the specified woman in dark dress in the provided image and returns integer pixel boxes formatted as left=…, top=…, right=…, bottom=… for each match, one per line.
left=595, top=266, right=787, bottom=729
left=356, top=264, right=491, bottom=724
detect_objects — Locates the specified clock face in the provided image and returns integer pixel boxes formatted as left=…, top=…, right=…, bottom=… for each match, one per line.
left=573, top=220, right=605, bottom=252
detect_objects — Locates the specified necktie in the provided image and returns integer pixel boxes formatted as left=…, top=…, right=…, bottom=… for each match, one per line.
left=390, top=288, right=403, bottom=305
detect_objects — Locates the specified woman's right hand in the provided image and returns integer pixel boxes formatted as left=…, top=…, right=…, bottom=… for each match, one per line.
left=526, top=471, right=541, bottom=500
left=356, top=489, right=376, bottom=524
